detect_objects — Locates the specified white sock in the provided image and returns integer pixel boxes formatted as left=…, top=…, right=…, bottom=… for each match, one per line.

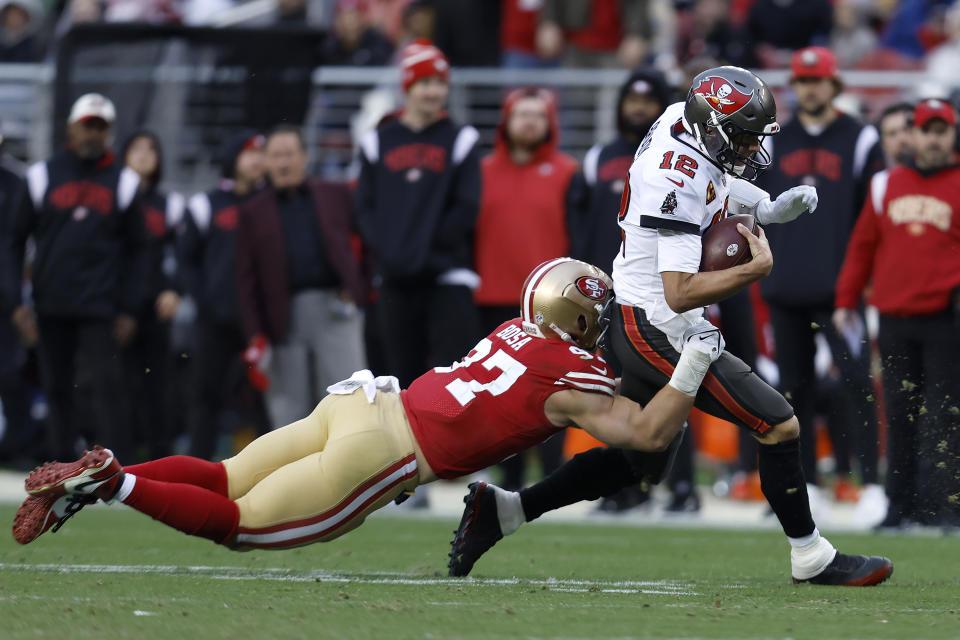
left=491, top=485, right=524, bottom=536
left=789, top=529, right=837, bottom=580
left=668, top=348, right=713, bottom=396
left=107, top=473, right=137, bottom=505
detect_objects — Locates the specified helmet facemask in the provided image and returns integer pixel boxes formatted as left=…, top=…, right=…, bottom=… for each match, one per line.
left=691, top=110, right=777, bottom=181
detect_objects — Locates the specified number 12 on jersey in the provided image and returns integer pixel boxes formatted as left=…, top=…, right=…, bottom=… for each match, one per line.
left=434, top=338, right=528, bottom=406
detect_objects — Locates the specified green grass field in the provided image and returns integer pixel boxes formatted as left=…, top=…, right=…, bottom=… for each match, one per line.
left=1, top=505, right=958, bottom=640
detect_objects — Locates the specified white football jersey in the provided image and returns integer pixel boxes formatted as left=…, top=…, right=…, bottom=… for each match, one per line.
left=612, top=102, right=734, bottom=350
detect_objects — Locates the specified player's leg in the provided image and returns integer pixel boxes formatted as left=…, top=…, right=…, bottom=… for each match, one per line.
left=230, top=390, right=419, bottom=549
left=15, top=396, right=336, bottom=545
left=612, top=305, right=892, bottom=585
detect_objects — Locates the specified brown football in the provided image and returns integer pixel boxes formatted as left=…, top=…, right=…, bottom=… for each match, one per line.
left=699, top=214, right=759, bottom=272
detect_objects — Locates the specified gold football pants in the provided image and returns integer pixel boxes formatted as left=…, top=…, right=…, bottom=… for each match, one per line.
left=221, top=389, right=419, bottom=549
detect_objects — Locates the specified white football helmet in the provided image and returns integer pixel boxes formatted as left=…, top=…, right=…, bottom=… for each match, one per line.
left=520, top=258, right=614, bottom=350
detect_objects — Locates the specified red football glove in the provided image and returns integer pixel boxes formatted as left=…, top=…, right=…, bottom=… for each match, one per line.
left=242, top=334, right=271, bottom=392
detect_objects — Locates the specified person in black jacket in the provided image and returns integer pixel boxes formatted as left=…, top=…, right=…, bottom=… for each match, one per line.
left=179, top=130, right=269, bottom=460
left=121, top=130, right=185, bottom=459
left=355, top=39, right=481, bottom=388
left=757, top=47, right=886, bottom=525
left=0, top=158, right=44, bottom=468
left=2, top=93, right=147, bottom=462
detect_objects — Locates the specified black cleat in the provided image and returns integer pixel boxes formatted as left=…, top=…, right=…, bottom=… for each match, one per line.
left=793, top=551, right=894, bottom=586
left=448, top=482, right=503, bottom=577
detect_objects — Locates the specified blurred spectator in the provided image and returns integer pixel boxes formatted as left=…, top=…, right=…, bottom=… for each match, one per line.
left=877, top=102, right=916, bottom=167
left=880, top=0, right=954, bottom=60
left=323, top=0, right=394, bottom=66
left=536, top=0, right=652, bottom=68
left=236, top=125, right=367, bottom=428
left=49, top=0, right=103, bottom=60
left=675, top=0, right=751, bottom=67
left=121, top=130, right=184, bottom=459
left=1, top=93, right=147, bottom=462
left=569, top=68, right=671, bottom=277
left=757, top=48, right=885, bottom=523
left=0, top=0, right=41, bottom=62
left=398, top=0, right=435, bottom=44
left=275, top=0, right=310, bottom=26
left=747, top=0, right=832, bottom=68
left=355, top=40, right=481, bottom=388
left=925, top=2, right=960, bottom=91
left=473, top=87, right=576, bottom=490
left=830, top=0, right=878, bottom=68
left=430, top=0, right=501, bottom=67
left=0, top=151, right=43, bottom=469
left=179, top=130, right=269, bottom=459
left=501, top=0, right=555, bottom=69
left=834, top=99, right=960, bottom=530
left=363, top=0, right=414, bottom=45
left=102, top=0, right=181, bottom=23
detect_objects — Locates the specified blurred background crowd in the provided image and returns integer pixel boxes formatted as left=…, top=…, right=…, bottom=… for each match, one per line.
left=0, top=0, right=958, bottom=534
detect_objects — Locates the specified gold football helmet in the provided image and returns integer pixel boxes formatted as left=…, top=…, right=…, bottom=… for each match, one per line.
left=520, top=258, right=614, bottom=350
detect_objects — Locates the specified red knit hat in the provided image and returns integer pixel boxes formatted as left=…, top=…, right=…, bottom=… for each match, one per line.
left=790, top=46, right=838, bottom=80
left=914, top=98, right=957, bottom=129
left=400, top=39, right=450, bottom=92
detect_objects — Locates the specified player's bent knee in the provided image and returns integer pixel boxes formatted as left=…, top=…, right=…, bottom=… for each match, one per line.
left=753, top=416, right=800, bottom=445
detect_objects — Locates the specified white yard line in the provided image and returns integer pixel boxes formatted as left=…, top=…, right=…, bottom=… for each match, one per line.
left=0, top=562, right=698, bottom=594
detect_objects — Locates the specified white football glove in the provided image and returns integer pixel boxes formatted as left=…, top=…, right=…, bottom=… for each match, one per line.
left=681, top=319, right=725, bottom=363
left=755, top=185, right=818, bottom=225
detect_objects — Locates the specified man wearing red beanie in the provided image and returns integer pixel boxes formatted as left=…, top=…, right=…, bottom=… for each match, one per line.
left=356, top=39, right=482, bottom=393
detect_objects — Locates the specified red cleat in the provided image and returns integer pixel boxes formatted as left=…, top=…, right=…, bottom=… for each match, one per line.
left=25, top=446, right=123, bottom=501
left=12, top=493, right=96, bottom=545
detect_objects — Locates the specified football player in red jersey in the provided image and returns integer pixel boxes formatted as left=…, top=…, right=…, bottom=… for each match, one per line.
left=13, top=258, right=723, bottom=552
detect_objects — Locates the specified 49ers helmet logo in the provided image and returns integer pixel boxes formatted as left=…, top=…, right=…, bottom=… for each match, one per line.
left=693, top=77, right=753, bottom=115
left=575, top=276, right=608, bottom=300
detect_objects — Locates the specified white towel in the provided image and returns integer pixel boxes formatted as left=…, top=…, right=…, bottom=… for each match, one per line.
left=326, top=369, right=400, bottom=404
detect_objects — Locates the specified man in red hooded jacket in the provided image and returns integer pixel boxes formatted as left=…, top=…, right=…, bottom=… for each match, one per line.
left=473, top=87, right=578, bottom=490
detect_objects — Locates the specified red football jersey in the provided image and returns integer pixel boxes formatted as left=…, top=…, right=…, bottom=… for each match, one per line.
left=402, top=319, right=617, bottom=479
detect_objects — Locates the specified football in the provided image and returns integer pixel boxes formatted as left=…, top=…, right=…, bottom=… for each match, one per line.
left=699, top=214, right=760, bottom=272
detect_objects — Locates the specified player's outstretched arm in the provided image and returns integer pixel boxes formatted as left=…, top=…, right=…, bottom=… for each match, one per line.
left=545, top=322, right=724, bottom=450
left=661, top=225, right=772, bottom=313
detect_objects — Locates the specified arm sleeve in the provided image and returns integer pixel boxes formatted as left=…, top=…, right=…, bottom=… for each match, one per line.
left=656, top=229, right=703, bottom=274
left=834, top=191, right=880, bottom=310
left=234, top=206, right=263, bottom=340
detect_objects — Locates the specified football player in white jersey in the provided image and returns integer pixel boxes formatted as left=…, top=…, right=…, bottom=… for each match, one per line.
left=450, top=66, right=894, bottom=587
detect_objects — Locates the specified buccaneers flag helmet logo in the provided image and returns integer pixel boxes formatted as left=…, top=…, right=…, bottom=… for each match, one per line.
left=692, top=77, right=753, bottom=115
